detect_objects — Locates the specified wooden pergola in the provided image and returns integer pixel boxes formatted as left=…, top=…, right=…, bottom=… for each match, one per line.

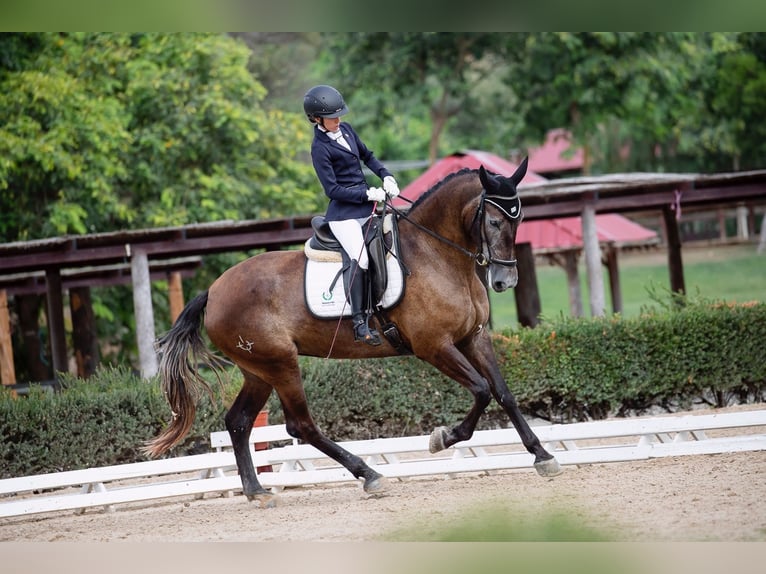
left=0, top=170, right=764, bottom=389
left=513, top=170, right=766, bottom=324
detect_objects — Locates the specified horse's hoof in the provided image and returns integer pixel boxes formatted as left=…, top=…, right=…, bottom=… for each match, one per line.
left=534, top=457, right=563, bottom=478
left=429, top=426, right=449, bottom=453
left=363, top=475, right=390, bottom=496
left=246, top=491, right=279, bottom=508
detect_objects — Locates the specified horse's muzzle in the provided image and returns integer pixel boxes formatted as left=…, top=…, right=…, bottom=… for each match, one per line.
left=490, top=266, right=518, bottom=292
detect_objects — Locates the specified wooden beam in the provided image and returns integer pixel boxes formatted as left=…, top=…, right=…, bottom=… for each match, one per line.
left=0, top=258, right=201, bottom=296
left=0, top=289, right=16, bottom=394
left=0, top=228, right=313, bottom=276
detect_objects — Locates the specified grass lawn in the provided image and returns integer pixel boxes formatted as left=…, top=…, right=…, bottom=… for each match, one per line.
left=489, top=243, right=766, bottom=330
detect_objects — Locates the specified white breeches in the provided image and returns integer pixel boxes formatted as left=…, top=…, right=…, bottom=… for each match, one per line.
left=329, top=217, right=370, bottom=269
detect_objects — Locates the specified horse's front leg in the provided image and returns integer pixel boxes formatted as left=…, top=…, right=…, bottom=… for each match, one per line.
left=421, top=341, right=494, bottom=453
left=458, top=331, right=562, bottom=478
left=225, top=371, right=277, bottom=507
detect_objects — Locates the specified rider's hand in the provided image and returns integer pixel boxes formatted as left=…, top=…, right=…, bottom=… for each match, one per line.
left=366, top=186, right=386, bottom=202
left=383, top=176, right=400, bottom=198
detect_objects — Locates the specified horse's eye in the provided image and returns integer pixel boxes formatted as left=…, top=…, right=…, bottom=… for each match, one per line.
left=489, top=219, right=502, bottom=229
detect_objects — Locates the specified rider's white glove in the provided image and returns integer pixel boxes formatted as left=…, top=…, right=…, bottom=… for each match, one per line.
left=383, top=175, right=400, bottom=198
left=366, top=186, right=386, bottom=202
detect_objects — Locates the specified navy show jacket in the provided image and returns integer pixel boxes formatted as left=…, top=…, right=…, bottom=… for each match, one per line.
left=311, top=122, right=392, bottom=221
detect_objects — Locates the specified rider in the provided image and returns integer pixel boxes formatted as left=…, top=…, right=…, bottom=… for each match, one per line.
left=304, top=84, right=400, bottom=346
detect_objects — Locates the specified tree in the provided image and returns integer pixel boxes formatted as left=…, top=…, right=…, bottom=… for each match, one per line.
left=0, top=33, right=320, bottom=242
left=322, top=32, right=519, bottom=163
left=508, top=33, right=703, bottom=174
left=680, top=32, right=766, bottom=171
left=0, top=34, right=131, bottom=240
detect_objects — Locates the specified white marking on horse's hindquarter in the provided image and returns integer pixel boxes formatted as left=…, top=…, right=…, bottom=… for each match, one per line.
left=236, top=335, right=254, bottom=353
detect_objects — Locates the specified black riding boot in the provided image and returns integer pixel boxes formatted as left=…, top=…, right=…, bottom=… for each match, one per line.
left=348, top=263, right=381, bottom=346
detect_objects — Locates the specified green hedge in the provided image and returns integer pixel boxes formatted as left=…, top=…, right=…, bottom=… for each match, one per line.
left=0, top=366, right=230, bottom=479
left=494, top=301, right=766, bottom=422
left=2, top=300, right=764, bottom=478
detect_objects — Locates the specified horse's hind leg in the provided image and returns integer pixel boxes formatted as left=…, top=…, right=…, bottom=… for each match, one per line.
left=225, top=370, right=277, bottom=507
left=272, top=364, right=389, bottom=496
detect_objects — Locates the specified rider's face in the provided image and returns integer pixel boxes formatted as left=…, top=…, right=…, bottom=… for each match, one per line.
left=321, top=116, right=341, bottom=132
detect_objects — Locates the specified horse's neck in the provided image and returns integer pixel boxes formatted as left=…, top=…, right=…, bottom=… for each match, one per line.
left=407, top=184, right=480, bottom=247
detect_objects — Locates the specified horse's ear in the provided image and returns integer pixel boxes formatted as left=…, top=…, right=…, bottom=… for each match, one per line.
left=510, top=157, right=528, bottom=187
left=479, top=165, right=494, bottom=191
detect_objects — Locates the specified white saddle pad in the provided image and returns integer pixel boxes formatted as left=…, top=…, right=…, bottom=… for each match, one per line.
left=304, top=245, right=405, bottom=319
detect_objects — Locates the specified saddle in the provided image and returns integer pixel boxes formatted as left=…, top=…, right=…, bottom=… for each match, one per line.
left=305, top=213, right=397, bottom=304
left=303, top=213, right=410, bottom=354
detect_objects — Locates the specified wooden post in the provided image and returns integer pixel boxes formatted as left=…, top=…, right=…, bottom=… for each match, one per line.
left=70, top=286, right=99, bottom=379
left=603, top=243, right=622, bottom=315
left=563, top=250, right=583, bottom=318
left=0, top=289, right=17, bottom=395
left=168, top=271, right=184, bottom=325
left=17, top=294, right=51, bottom=382
left=718, top=208, right=727, bottom=241
left=45, top=268, right=68, bottom=384
left=581, top=195, right=605, bottom=317
left=736, top=205, right=749, bottom=240
left=131, top=248, right=158, bottom=379
left=513, top=242, right=541, bottom=327
left=662, top=205, right=686, bottom=298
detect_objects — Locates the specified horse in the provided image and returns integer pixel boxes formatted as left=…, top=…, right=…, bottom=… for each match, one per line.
left=145, top=158, right=562, bottom=507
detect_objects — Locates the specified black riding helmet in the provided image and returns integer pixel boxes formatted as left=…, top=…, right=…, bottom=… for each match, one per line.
left=303, top=84, right=349, bottom=123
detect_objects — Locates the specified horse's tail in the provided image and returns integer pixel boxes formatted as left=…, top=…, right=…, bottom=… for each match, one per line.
left=143, top=290, right=219, bottom=458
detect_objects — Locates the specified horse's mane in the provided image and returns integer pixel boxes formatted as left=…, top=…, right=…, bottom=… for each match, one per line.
left=407, top=168, right=479, bottom=213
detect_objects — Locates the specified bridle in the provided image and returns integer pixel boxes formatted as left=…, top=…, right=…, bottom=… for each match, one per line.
left=386, top=188, right=522, bottom=268
left=476, top=190, right=522, bottom=268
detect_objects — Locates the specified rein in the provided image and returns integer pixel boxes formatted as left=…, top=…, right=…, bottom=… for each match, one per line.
left=387, top=192, right=518, bottom=268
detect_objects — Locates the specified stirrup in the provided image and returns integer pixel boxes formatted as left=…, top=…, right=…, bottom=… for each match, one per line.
left=354, top=318, right=382, bottom=346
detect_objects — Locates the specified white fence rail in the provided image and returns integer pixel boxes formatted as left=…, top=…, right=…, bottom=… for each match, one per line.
left=2, top=410, right=765, bottom=519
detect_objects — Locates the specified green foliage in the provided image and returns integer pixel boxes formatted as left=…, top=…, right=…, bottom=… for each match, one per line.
left=494, top=300, right=766, bottom=421
left=688, top=32, right=766, bottom=170
left=297, top=356, right=476, bottom=439
left=322, top=32, right=521, bottom=162
left=0, top=32, right=320, bottom=243
left=319, top=32, right=766, bottom=174
left=0, top=365, right=233, bottom=479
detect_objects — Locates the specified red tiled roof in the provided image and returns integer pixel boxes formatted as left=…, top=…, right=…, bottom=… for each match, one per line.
left=396, top=149, right=657, bottom=249
left=395, top=150, right=546, bottom=208
left=516, top=214, right=658, bottom=249
left=527, top=128, right=584, bottom=174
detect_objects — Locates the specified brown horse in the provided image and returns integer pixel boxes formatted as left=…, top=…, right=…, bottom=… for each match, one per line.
left=145, top=159, right=562, bottom=506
